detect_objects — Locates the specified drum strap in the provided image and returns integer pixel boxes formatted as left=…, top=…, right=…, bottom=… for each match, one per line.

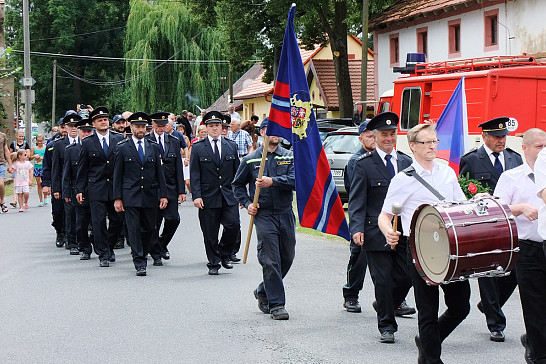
left=403, top=166, right=446, bottom=201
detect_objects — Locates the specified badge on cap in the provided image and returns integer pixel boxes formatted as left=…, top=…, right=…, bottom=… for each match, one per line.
left=499, top=123, right=503, bottom=129
left=386, top=120, right=391, bottom=125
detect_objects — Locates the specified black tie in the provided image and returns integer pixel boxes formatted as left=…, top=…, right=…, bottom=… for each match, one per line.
left=159, top=136, right=164, bottom=157
left=102, top=137, right=109, bottom=156
left=213, top=139, right=220, bottom=163
left=385, top=154, right=395, bottom=178
left=492, top=152, right=503, bottom=177
left=529, top=173, right=535, bottom=183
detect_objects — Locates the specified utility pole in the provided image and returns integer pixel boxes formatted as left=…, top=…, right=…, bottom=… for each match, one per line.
left=51, top=60, right=56, bottom=128
left=361, top=0, right=369, bottom=107
left=22, top=0, right=33, bottom=144
left=228, top=63, right=233, bottom=106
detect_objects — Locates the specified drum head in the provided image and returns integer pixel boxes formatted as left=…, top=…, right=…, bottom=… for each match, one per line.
left=414, top=205, right=450, bottom=284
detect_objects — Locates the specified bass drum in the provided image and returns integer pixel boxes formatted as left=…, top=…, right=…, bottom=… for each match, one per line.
left=409, top=197, right=518, bottom=285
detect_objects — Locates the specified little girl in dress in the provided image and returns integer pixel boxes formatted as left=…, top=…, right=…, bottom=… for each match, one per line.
left=13, top=149, right=33, bottom=212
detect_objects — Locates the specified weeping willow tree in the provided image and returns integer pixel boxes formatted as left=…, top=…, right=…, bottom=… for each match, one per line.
left=124, top=0, right=228, bottom=113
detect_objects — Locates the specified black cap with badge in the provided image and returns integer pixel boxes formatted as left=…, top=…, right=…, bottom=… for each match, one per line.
left=61, top=113, right=82, bottom=126
left=478, top=117, right=510, bottom=136
left=149, top=111, right=170, bottom=125
left=75, top=118, right=93, bottom=130
left=366, top=112, right=399, bottom=131
left=127, top=111, right=152, bottom=125
left=90, top=106, right=109, bottom=121
left=203, top=111, right=223, bottom=124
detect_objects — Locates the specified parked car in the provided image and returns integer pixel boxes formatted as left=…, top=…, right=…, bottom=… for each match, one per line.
left=317, top=117, right=356, bottom=142
left=322, top=127, right=362, bottom=203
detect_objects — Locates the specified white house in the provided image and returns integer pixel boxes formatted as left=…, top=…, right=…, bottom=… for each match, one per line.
left=370, top=0, right=546, bottom=98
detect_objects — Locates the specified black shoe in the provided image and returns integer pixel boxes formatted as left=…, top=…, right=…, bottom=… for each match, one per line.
left=254, top=289, right=269, bottom=314
left=136, top=267, right=146, bottom=276
left=395, top=300, right=416, bottom=316
left=380, top=331, right=395, bottom=343
left=343, top=300, right=362, bottom=313
left=162, top=251, right=170, bottom=260
left=113, top=238, right=124, bottom=249
left=521, top=334, right=533, bottom=364
left=415, top=335, right=426, bottom=364
left=208, top=267, right=219, bottom=275
left=69, top=247, right=79, bottom=255
left=221, top=258, right=233, bottom=269
left=80, top=252, right=90, bottom=260
left=477, top=301, right=484, bottom=313
left=100, top=260, right=110, bottom=267
left=270, top=306, right=289, bottom=320
left=153, top=259, right=163, bottom=266
left=109, top=253, right=116, bottom=262
left=230, top=254, right=241, bottom=263
left=55, top=233, right=65, bottom=248
left=490, top=331, right=505, bottom=342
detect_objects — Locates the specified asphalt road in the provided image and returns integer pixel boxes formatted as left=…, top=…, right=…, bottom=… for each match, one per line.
left=0, top=190, right=527, bottom=363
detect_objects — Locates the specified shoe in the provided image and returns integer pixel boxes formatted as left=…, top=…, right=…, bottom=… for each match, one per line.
left=0, top=202, right=8, bottom=213
left=113, top=239, right=124, bottom=249
left=490, top=331, right=505, bottom=342
left=380, top=331, right=395, bottom=343
left=208, top=267, right=219, bottom=275
left=477, top=301, right=484, bottom=313
left=521, top=334, right=533, bottom=364
left=153, top=259, right=163, bottom=266
left=9, top=201, right=16, bottom=208
left=372, top=301, right=378, bottom=312
left=270, top=306, right=289, bottom=320
left=55, top=233, right=65, bottom=248
left=18, top=208, right=23, bottom=212
left=69, top=247, right=79, bottom=255
left=136, top=267, right=146, bottom=276
left=254, top=289, right=269, bottom=314
left=44, top=199, right=49, bottom=205
left=109, top=253, right=116, bottom=262
left=80, top=252, right=90, bottom=260
left=24, top=205, right=29, bottom=210
left=395, top=300, right=416, bottom=316
left=343, top=300, right=362, bottom=313
left=415, top=335, right=426, bottom=364
left=162, top=251, right=170, bottom=260
left=221, top=258, right=233, bottom=269
left=100, top=260, right=110, bottom=267
left=38, top=202, right=44, bottom=207
left=230, top=254, right=241, bottom=263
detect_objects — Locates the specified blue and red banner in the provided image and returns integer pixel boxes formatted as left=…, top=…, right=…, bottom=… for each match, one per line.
left=436, top=77, right=469, bottom=174
left=266, top=5, right=350, bottom=241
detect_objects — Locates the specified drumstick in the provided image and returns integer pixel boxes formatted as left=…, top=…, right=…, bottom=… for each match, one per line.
left=391, top=202, right=403, bottom=250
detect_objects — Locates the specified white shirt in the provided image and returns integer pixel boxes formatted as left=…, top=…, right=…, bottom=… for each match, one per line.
left=228, top=111, right=241, bottom=120
left=98, top=130, right=110, bottom=147
left=208, top=135, right=221, bottom=158
left=132, top=136, right=145, bottom=155
left=153, top=131, right=164, bottom=146
left=483, top=144, right=505, bottom=170
left=535, top=148, right=546, bottom=240
left=382, top=160, right=466, bottom=235
left=68, top=136, right=78, bottom=145
left=495, top=162, right=543, bottom=242
left=376, top=147, right=399, bottom=174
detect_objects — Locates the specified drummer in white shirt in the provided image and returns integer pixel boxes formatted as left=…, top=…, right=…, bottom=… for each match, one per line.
left=499, top=128, right=546, bottom=364
left=378, top=123, right=469, bottom=364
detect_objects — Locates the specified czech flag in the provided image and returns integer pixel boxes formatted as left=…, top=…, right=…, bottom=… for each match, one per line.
left=436, top=77, right=469, bottom=174
left=266, top=5, right=350, bottom=241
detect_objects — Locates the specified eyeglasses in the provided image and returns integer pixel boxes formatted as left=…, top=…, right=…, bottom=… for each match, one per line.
left=413, top=139, right=440, bottom=146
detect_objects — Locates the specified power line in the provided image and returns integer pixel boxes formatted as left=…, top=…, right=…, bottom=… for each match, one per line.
left=31, top=26, right=127, bottom=42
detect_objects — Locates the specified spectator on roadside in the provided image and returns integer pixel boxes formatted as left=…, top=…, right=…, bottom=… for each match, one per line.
left=192, top=125, right=207, bottom=145
left=227, top=104, right=241, bottom=120
left=13, top=149, right=33, bottom=212
left=242, top=115, right=259, bottom=148
left=227, top=118, right=254, bottom=157
left=31, top=134, right=46, bottom=206
left=0, top=129, right=13, bottom=213
left=167, top=114, right=188, bottom=157
left=177, top=110, right=192, bottom=139
left=9, top=130, right=31, bottom=208
left=193, top=109, right=206, bottom=136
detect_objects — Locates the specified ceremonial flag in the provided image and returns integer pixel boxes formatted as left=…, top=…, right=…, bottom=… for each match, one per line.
left=266, top=5, right=350, bottom=241
left=435, top=77, right=469, bottom=174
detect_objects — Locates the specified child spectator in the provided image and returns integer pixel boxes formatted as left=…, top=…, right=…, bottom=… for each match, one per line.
left=13, top=149, right=33, bottom=212
left=31, top=134, right=46, bottom=206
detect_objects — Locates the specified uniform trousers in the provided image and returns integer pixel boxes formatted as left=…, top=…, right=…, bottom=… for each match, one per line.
left=342, top=239, right=368, bottom=302
left=198, top=198, right=239, bottom=269
left=408, top=249, right=470, bottom=364
left=515, top=240, right=546, bottom=363
left=64, top=200, right=77, bottom=249
left=75, top=204, right=92, bottom=254
left=477, top=271, right=518, bottom=332
left=154, top=198, right=180, bottom=256
left=125, top=207, right=158, bottom=269
left=89, top=200, right=123, bottom=261
left=255, top=210, right=296, bottom=309
left=366, top=237, right=412, bottom=333
left=51, top=195, right=65, bottom=234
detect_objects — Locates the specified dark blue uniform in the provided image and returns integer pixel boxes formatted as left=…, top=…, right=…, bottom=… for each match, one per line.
left=76, top=131, right=125, bottom=263
left=459, top=145, right=522, bottom=335
left=190, top=136, right=240, bottom=270
left=349, top=149, right=413, bottom=335
left=233, top=146, right=296, bottom=310
left=146, top=132, right=185, bottom=258
left=42, top=138, right=65, bottom=244
left=63, top=142, right=92, bottom=256
left=113, top=138, right=168, bottom=270
left=52, top=136, right=76, bottom=250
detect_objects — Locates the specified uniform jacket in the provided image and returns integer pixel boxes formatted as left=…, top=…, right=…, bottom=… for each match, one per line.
left=348, top=149, right=412, bottom=251
left=51, top=136, right=70, bottom=194
left=344, top=147, right=367, bottom=195
left=41, top=139, right=55, bottom=187
left=76, top=131, right=124, bottom=201
left=459, top=145, right=522, bottom=192
left=190, top=137, right=240, bottom=208
left=62, top=142, right=90, bottom=206
left=113, top=138, right=167, bottom=208
left=232, top=146, right=295, bottom=214
left=145, top=133, right=185, bottom=200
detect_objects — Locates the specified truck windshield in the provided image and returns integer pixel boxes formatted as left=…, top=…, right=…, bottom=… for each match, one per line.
left=401, top=87, right=421, bottom=130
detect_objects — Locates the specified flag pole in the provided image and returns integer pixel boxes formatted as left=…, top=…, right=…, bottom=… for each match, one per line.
left=243, top=135, right=269, bottom=264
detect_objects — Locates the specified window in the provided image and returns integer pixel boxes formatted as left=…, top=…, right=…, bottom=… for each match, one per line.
left=389, top=33, right=400, bottom=67
left=400, top=87, right=421, bottom=130
left=484, top=9, right=499, bottom=51
left=448, top=19, right=461, bottom=58
left=417, top=27, right=428, bottom=58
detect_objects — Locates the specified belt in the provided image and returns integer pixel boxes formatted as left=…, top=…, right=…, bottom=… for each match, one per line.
left=519, top=239, right=544, bottom=249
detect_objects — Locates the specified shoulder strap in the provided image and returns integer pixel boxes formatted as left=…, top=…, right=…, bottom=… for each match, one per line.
left=402, top=166, right=446, bottom=201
